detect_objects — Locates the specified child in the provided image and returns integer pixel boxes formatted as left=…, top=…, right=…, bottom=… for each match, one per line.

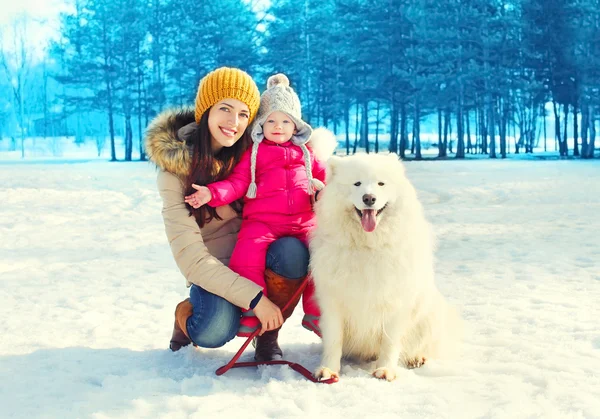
left=185, top=74, right=325, bottom=337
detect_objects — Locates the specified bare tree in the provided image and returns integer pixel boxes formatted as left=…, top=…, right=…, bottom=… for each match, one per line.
left=0, top=14, right=33, bottom=158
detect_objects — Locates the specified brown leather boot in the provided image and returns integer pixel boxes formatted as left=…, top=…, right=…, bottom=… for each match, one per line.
left=170, top=298, right=193, bottom=352
left=253, top=270, right=306, bottom=361
left=254, top=329, right=283, bottom=362
left=264, top=269, right=305, bottom=320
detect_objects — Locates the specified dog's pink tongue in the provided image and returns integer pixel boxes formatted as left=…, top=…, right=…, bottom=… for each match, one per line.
left=361, top=209, right=377, bottom=232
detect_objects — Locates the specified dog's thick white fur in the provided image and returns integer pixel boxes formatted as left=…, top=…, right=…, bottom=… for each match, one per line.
left=310, top=153, right=461, bottom=381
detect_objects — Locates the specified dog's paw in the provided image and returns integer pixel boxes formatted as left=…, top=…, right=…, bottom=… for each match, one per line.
left=373, top=367, right=397, bottom=381
left=405, top=357, right=427, bottom=369
left=314, top=366, right=340, bottom=382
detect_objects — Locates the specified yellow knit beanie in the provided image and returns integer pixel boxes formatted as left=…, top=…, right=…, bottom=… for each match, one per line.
left=194, top=67, right=261, bottom=124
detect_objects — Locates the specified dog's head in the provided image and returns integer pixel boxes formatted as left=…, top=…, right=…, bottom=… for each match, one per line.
left=318, top=153, right=415, bottom=233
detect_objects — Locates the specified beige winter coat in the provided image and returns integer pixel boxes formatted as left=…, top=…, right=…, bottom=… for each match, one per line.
left=145, top=108, right=262, bottom=309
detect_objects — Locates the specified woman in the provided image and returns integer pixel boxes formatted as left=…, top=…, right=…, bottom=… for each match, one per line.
left=145, top=67, right=310, bottom=361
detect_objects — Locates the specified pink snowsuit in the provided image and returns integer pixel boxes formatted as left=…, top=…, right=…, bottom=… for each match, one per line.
left=206, top=139, right=326, bottom=334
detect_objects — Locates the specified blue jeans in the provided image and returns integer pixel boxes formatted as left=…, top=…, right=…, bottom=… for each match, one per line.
left=186, top=237, right=309, bottom=348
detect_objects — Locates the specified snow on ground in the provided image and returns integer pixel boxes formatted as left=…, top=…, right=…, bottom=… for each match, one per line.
left=0, top=158, right=599, bottom=418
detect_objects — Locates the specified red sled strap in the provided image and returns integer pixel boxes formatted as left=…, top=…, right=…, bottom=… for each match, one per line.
left=215, top=278, right=337, bottom=384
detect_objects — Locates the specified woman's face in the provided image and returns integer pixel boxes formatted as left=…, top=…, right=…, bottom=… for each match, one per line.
left=208, top=99, right=251, bottom=153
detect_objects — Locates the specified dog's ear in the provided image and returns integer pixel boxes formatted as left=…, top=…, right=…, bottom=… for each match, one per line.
left=326, top=155, right=342, bottom=182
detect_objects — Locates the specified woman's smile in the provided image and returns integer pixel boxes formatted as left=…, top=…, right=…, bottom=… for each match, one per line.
left=220, top=127, right=237, bottom=137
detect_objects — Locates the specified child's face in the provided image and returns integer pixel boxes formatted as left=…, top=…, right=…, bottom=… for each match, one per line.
left=262, top=111, right=296, bottom=144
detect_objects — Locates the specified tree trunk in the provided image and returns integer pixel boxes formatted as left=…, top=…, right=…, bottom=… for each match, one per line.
left=137, top=44, right=146, bottom=161
left=43, top=60, right=49, bottom=139
left=456, top=102, right=465, bottom=159
left=374, top=101, right=380, bottom=153
left=543, top=103, right=547, bottom=152
left=500, top=97, right=507, bottom=158
left=389, top=103, right=398, bottom=154
left=562, top=103, right=569, bottom=157
left=516, top=119, right=523, bottom=154
left=414, top=100, right=422, bottom=160
left=344, top=101, right=350, bottom=155
left=102, top=19, right=117, bottom=162
left=489, top=96, right=496, bottom=158
left=529, top=104, right=539, bottom=153
left=466, top=109, right=473, bottom=154
left=448, top=111, right=453, bottom=154
left=363, top=101, right=370, bottom=154
left=142, top=67, right=149, bottom=135
left=480, top=106, right=488, bottom=154
left=352, top=103, right=359, bottom=154
left=511, top=118, right=517, bottom=153
left=399, top=102, right=407, bottom=159
left=553, top=100, right=562, bottom=155
left=437, top=108, right=443, bottom=157
left=19, top=90, right=25, bottom=159
left=151, top=0, right=165, bottom=110
left=441, top=109, right=450, bottom=157
left=125, top=113, right=133, bottom=161
left=581, top=102, right=589, bottom=158
left=589, top=107, right=596, bottom=158
left=552, top=100, right=563, bottom=156
left=303, top=0, right=312, bottom=120
left=573, top=101, right=579, bottom=157
left=107, top=93, right=116, bottom=161
left=411, top=120, right=415, bottom=155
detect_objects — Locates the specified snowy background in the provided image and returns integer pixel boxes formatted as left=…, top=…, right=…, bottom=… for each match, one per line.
left=1, top=156, right=599, bottom=418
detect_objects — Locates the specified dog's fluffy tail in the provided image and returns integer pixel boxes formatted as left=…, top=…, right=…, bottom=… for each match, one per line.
left=308, top=127, right=338, bottom=161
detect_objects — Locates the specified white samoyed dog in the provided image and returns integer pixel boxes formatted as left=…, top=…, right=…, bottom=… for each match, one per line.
left=309, top=152, right=462, bottom=382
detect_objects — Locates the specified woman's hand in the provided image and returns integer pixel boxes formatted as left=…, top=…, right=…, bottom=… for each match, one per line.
left=184, top=184, right=212, bottom=208
left=253, top=295, right=284, bottom=335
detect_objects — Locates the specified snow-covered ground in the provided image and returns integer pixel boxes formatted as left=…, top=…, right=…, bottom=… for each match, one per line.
left=1, top=158, right=599, bottom=418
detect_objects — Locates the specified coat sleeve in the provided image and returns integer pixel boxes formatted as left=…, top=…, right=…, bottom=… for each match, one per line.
left=206, top=148, right=252, bottom=207
left=157, top=170, right=262, bottom=309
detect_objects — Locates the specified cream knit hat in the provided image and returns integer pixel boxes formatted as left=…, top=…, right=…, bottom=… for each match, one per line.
left=246, top=74, right=323, bottom=199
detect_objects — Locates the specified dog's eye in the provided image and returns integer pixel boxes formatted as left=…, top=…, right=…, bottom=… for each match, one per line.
left=354, top=182, right=361, bottom=186
left=378, top=182, right=385, bottom=186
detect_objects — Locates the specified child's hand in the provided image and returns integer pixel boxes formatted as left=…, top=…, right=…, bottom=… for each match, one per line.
left=184, top=184, right=212, bottom=208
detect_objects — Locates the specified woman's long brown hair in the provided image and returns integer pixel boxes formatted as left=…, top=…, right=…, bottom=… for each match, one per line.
left=184, top=110, right=251, bottom=228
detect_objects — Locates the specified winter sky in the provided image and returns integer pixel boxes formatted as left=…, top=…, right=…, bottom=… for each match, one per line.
left=0, top=0, right=64, bottom=24
left=0, top=0, right=70, bottom=57
left=0, top=0, right=268, bottom=58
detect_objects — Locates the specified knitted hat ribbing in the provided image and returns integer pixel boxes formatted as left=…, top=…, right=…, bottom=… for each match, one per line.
left=245, top=74, right=323, bottom=199
left=194, top=67, right=261, bottom=124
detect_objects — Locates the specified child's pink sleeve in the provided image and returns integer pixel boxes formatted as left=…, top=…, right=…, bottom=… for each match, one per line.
left=206, top=148, right=252, bottom=207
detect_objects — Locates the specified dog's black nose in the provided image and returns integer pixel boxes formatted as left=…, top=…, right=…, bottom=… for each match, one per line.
left=362, top=194, right=376, bottom=206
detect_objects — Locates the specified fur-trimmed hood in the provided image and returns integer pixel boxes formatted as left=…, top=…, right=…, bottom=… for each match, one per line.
left=145, top=107, right=196, bottom=179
